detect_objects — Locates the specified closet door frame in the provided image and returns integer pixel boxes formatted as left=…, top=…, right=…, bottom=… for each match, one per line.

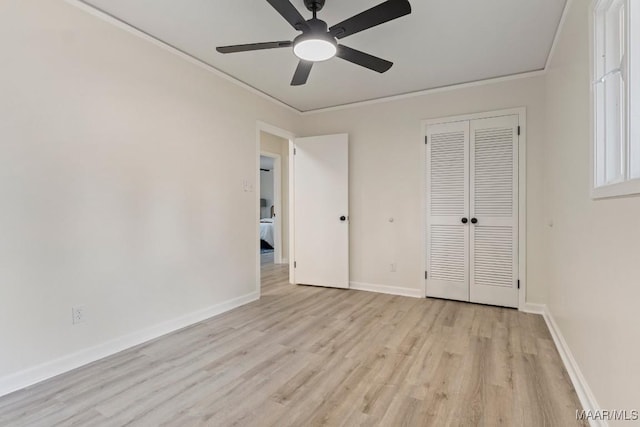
left=421, top=107, right=528, bottom=311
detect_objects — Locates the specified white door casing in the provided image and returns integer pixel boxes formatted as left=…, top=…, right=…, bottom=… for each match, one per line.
left=293, top=134, right=349, bottom=289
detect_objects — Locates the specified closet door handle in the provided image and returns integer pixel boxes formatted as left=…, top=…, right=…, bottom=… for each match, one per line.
left=461, top=218, right=468, bottom=224
left=471, top=218, right=478, bottom=224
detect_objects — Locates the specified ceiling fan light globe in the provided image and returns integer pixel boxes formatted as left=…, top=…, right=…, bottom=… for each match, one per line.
left=293, top=38, right=337, bottom=62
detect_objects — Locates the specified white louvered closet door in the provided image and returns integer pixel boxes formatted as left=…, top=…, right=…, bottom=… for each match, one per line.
left=425, top=121, right=470, bottom=302
left=469, top=115, right=519, bottom=308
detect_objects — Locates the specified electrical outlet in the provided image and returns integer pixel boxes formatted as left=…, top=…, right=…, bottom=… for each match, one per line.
left=390, top=263, right=397, bottom=272
left=72, top=306, right=85, bottom=325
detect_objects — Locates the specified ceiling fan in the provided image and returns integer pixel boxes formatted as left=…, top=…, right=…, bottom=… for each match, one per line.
left=216, top=0, right=412, bottom=86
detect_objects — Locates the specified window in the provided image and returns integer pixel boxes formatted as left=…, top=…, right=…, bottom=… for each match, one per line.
left=592, top=0, right=640, bottom=198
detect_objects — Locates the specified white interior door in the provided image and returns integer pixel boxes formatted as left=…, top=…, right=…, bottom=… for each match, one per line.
left=293, top=134, right=349, bottom=288
left=425, top=121, right=470, bottom=302
left=469, top=115, right=519, bottom=308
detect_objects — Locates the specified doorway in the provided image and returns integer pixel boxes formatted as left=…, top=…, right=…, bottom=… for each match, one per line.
left=259, top=154, right=278, bottom=264
left=256, top=123, right=294, bottom=292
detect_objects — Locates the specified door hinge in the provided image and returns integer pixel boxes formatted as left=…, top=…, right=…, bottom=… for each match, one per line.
left=517, top=279, right=520, bottom=289
left=425, top=271, right=428, bottom=279
left=425, top=135, right=428, bottom=144
left=517, top=126, right=521, bottom=136
left=294, top=261, right=297, bottom=268
left=293, top=147, right=296, bottom=155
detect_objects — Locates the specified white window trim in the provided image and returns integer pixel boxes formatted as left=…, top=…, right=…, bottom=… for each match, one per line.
left=590, top=0, right=640, bottom=199
left=591, top=177, right=640, bottom=198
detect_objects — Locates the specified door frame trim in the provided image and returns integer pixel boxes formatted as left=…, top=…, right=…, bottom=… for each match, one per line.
left=256, top=122, right=296, bottom=295
left=420, top=107, right=528, bottom=310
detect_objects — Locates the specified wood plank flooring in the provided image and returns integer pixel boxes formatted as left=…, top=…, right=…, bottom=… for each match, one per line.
left=0, top=258, right=585, bottom=426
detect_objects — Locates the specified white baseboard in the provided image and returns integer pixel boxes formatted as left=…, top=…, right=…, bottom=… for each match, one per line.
left=350, top=281, right=423, bottom=298
left=519, top=302, right=546, bottom=314
left=0, top=291, right=259, bottom=398
left=540, top=305, right=606, bottom=427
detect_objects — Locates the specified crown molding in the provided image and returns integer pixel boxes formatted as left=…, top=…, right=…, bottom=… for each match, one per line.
left=64, top=0, right=301, bottom=115
left=300, top=70, right=546, bottom=115
left=544, top=0, right=573, bottom=71
left=65, top=0, right=562, bottom=116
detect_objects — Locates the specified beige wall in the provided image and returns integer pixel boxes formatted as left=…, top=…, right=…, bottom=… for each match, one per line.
left=300, top=77, right=548, bottom=302
left=260, top=132, right=290, bottom=261
left=0, top=0, right=297, bottom=380
left=544, top=0, right=640, bottom=417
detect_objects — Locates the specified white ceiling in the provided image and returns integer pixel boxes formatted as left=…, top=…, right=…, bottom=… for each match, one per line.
left=81, top=0, right=566, bottom=112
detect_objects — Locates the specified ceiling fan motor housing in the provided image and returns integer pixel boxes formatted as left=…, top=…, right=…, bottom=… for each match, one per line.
left=293, top=17, right=336, bottom=62
left=294, top=18, right=335, bottom=48
left=304, top=17, right=329, bottom=35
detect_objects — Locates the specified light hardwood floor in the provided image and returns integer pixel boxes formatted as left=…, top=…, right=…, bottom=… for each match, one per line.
left=0, top=258, right=585, bottom=426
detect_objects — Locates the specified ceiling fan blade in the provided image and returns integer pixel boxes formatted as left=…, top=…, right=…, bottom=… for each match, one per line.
left=266, top=0, right=310, bottom=32
left=336, top=45, right=393, bottom=73
left=329, top=0, right=411, bottom=39
left=291, top=60, right=313, bottom=86
left=216, top=41, right=292, bottom=54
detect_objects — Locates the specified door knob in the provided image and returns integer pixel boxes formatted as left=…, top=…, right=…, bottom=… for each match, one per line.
left=471, top=218, right=478, bottom=224
left=461, top=218, right=468, bottom=224
left=340, top=216, right=347, bottom=221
